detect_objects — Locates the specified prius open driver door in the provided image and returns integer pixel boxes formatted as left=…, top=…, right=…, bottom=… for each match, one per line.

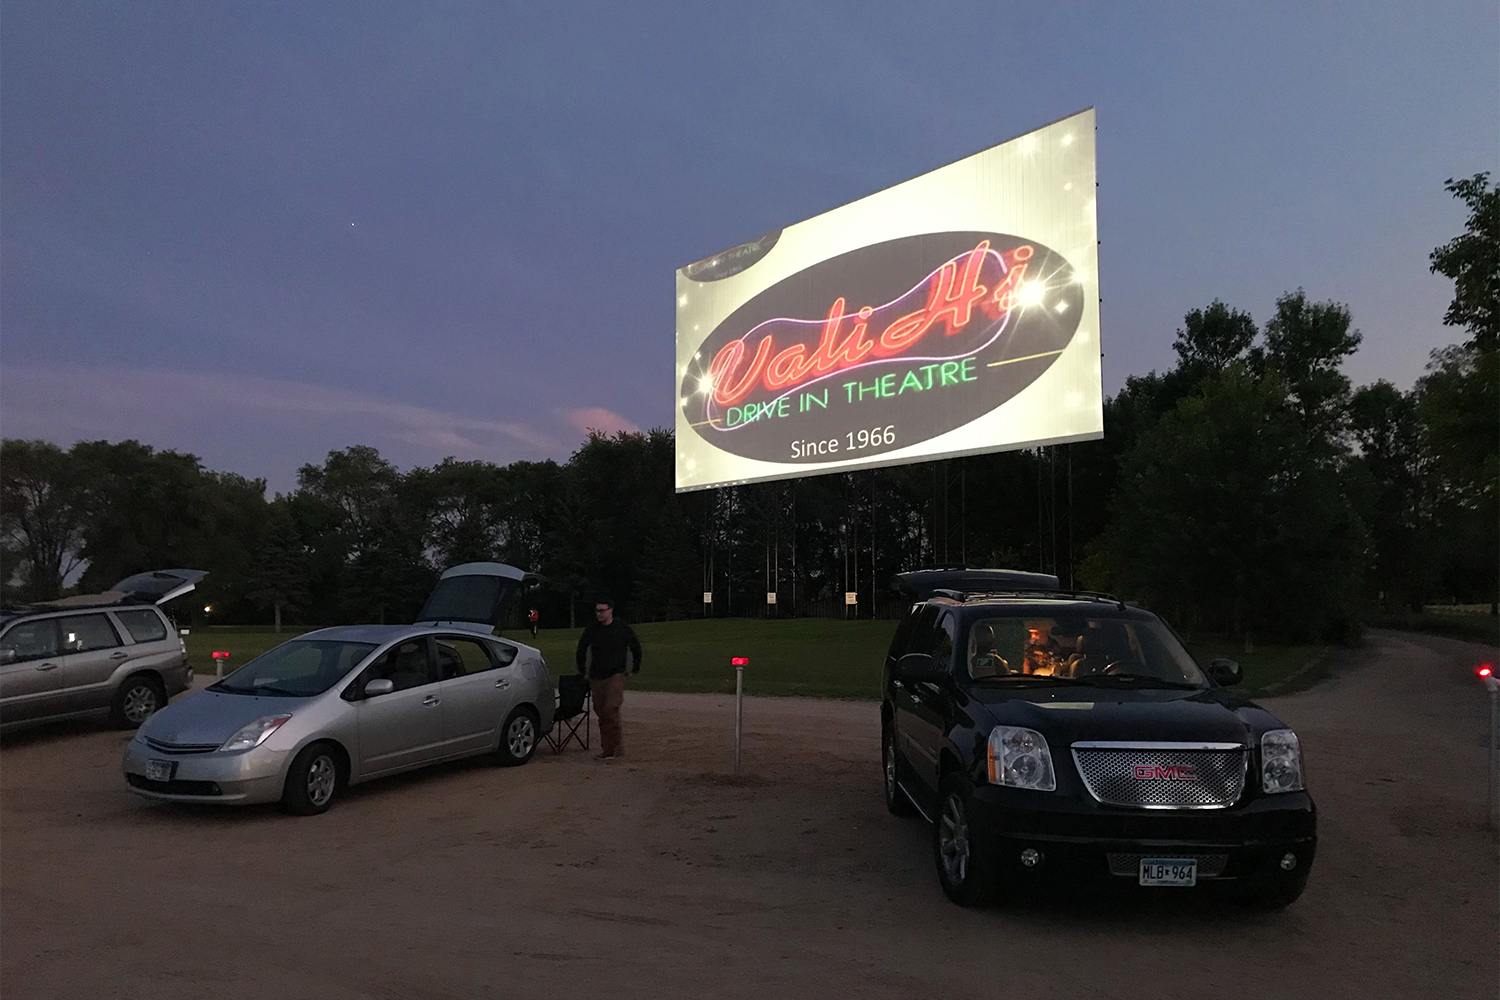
left=415, top=562, right=539, bottom=634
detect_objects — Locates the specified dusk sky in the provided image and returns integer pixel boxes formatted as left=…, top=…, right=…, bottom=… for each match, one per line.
left=2, top=1, right=1495, bottom=494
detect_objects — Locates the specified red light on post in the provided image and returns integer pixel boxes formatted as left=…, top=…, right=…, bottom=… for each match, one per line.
left=1479, top=664, right=1494, bottom=679
left=212, top=651, right=229, bottom=659
left=731, top=656, right=749, bottom=667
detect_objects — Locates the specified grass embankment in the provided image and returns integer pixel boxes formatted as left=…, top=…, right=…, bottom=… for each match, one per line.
left=1367, top=607, right=1499, bottom=647
left=187, top=620, right=1322, bottom=699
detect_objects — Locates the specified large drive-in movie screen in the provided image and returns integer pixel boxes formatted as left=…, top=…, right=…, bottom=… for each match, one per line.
left=675, top=108, right=1102, bottom=492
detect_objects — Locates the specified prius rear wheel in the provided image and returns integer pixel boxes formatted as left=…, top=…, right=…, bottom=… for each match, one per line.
left=495, top=707, right=539, bottom=767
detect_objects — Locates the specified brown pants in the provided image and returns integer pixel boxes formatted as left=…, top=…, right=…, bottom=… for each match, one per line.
left=589, top=673, right=628, bottom=756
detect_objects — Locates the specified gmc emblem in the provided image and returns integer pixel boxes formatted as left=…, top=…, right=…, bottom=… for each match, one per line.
left=1134, top=765, right=1197, bottom=780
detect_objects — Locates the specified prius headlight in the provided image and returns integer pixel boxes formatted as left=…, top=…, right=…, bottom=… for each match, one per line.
left=1261, top=729, right=1305, bottom=793
left=986, top=726, right=1056, bottom=791
left=220, top=715, right=293, bottom=752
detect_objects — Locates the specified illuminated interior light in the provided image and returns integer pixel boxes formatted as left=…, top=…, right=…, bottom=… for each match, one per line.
left=1063, top=182, right=1073, bottom=191
left=694, top=351, right=702, bottom=360
left=1061, top=133, right=1074, bottom=146
left=1077, top=330, right=1092, bottom=344
left=697, top=375, right=714, bottom=394
left=1019, top=135, right=1038, bottom=155
left=1018, top=281, right=1046, bottom=307
left=1054, top=301, right=1069, bottom=314
left=679, top=295, right=687, bottom=306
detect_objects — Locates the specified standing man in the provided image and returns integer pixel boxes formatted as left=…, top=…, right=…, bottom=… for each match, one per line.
left=575, top=598, right=641, bottom=760
left=527, top=607, right=539, bottom=639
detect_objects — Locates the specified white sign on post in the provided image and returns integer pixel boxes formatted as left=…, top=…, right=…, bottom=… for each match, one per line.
left=766, top=592, right=777, bottom=605
left=703, top=592, right=713, bottom=604
left=845, top=592, right=858, bottom=606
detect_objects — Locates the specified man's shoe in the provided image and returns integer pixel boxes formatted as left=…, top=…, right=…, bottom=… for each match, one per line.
left=594, top=753, right=616, bottom=761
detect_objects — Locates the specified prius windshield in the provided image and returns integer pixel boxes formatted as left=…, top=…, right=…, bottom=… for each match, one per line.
left=965, top=614, right=1206, bottom=687
left=211, top=640, right=377, bottom=697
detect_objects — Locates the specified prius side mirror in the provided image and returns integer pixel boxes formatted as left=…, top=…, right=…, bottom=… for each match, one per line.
left=363, top=678, right=395, bottom=698
left=0, top=649, right=15, bottom=665
left=1207, top=657, right=1242, bottom=686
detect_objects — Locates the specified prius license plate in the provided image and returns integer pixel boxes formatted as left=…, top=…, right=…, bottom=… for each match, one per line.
left=1139, top=858, right=1197, bottom=886
left=146, top=760, right=176, bottom=782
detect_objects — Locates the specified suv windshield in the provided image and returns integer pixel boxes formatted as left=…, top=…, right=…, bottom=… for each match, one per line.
left=211, top=640, right=377, bottom=697
left=965, top=612, right=1206, bottom=687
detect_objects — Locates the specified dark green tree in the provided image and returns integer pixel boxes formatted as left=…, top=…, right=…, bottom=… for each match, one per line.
left=1346, top=382, right=1438, bottom=611
left=70, top=441, right=268, bottom=620
left=1430, top=173, right=1499, bottom=352
left=0, top=440, right=91, bottom=601
left=1094, top=366, right=1369, bottom=640
left=1256, top=290, right=1362, bottom=449
left=296, top=446, right=433, bottom=623
left=1416, top=173, right=1499, bottom=607
left=245, top=499, right=311, bottom=631
left=1172, top=300, right=1258, bottom=381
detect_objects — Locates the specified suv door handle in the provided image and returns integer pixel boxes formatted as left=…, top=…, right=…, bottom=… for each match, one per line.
left=494, top=679, right=510, bottom=689
left=422, top=695, right=440, bottom=706
left=36, top=663, right=58, bottom=672
left=110, top=651, right=129, bottom=660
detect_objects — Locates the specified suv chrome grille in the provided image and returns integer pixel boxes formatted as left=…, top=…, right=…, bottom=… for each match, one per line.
left=144, top=737, right=220, bottom=755
left=1071, top=743, right=1247, bottom=809
left=1107, top=853, right=1228, bottom=877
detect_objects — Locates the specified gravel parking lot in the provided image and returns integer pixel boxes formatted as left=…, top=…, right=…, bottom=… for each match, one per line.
left=2, top=630, right=1495, bottom=1000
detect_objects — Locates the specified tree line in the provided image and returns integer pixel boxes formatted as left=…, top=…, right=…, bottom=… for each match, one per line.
left=3, top=175, right=1494, bottom=640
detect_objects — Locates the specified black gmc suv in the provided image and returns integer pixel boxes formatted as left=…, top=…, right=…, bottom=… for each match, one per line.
left=881, top=570, right=1316, bottom=908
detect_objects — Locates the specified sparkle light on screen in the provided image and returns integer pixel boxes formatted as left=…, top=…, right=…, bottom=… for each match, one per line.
left=675, top=108, right=1102, bottom=492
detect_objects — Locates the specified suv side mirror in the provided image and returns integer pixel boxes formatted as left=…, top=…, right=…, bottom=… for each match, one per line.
left=896, top=652, right=947, bottom=685
left=363, top=678, right=395, bottom=698
left=1207, top=657, right=1242, bottom=686
left=0, top=648, right=15, bottom=665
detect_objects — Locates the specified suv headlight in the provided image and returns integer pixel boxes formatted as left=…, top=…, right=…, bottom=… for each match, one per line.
left=220, top=715, right=292, bottom=752
left=987, top=726, right=1056, bottom=790
left=1261, top=729, right=1304, bottom=793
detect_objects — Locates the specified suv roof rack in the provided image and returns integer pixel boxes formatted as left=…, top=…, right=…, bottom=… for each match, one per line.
left=0, top=593, right=152, bottom=616
left=932, top=587, right=1129, bottom=610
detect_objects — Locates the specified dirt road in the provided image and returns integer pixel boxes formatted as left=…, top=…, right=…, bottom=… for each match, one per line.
left=2, top=630, right=1495, bottom=999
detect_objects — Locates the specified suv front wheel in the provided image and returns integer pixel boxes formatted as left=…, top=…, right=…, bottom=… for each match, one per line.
left=934, top=773, right=997, bottom=906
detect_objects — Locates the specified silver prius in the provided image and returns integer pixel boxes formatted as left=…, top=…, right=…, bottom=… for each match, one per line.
left=122, top=563, right=555, bottom=815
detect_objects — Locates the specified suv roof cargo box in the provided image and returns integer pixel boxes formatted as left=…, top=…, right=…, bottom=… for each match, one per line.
left=892, top=568, right=1060, bottom=601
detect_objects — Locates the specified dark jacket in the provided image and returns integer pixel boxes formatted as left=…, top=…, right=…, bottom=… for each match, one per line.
left=575, top=620, right=642, bottom=680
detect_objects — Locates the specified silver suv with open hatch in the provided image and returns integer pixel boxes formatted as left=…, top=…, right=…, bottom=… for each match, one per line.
left=0, top=569, right=204, bottom=732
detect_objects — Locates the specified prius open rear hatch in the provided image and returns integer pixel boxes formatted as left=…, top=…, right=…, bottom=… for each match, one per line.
left=415, top=562, right=541, bottom=634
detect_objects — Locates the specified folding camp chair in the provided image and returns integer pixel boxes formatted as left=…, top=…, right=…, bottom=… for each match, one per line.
left=545, top=673, right=591, bottom=753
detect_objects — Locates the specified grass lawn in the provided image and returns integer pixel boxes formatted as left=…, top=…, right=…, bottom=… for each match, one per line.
left=183, top=625, right=315, bottom=678
left=188, top=619, right=1323, bottom=699
left=1180, top=634, right=1328, bottom=696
